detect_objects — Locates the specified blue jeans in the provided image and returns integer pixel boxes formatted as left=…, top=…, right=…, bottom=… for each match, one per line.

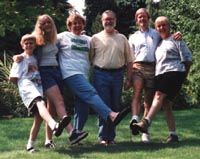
left=73, top=97, right=89, bottom=131
left=63, top=74, right=112, bottom=130
left=93, top=68, right=125, bottom=141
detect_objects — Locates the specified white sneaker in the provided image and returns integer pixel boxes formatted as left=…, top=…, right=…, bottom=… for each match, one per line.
left=141, top=133, right=150, bottom=143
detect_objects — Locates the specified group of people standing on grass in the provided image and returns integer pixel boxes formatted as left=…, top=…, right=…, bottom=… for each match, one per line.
left=9, top=7, right=192, bottom=152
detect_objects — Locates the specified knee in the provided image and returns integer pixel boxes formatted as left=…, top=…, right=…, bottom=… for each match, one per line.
left=154, top=91, right=165, bottom=101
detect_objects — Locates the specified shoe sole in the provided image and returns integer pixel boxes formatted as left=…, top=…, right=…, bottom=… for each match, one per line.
left=130, top=124, right=139, bottom=135
left=54, top=116, right=71, bottom=137
left=70, top=132, right=88, bottom=145
left=132, top=124, right=148, bottom=134
left=26, top=147, right=35, bottom=153
left=113, top=107, right=130, bottom=126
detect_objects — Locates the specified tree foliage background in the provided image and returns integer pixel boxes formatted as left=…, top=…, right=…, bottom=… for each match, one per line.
left=84, top=0, right=146, bottom=36
left=0, top=0, right=70, bottom=55
left=0, top=0, right=199, bottom=117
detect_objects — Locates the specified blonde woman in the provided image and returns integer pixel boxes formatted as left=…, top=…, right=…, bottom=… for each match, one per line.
left=13, top=14, right=88, bottom=146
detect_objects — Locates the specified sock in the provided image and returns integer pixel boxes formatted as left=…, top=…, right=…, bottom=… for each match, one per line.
left=27, top=140, right=34, bottom=149
left=131, top=115, right=139, bottom=122
left=144, top=117, right=151, bottom=124
left=69, top=129, right=73, bottom=135
left=48, top=119, right=57, bottom=130
left=169, top=131, right=177, bottom=135
left=45, top=139, right=52, bottom=145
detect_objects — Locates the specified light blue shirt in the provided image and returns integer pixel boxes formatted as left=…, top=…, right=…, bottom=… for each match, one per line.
left=155, top=35, right=192, bottom=76
left=129, top=28, right=160, bottom=62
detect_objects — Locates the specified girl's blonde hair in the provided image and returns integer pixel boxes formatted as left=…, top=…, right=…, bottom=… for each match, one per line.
left=32, top=14, right=57, bottom=46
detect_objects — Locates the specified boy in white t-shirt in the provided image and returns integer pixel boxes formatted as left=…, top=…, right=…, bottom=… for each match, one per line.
left=9, top=34, right=71, bottom=152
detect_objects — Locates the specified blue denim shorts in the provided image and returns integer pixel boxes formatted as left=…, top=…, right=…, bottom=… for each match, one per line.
left=39, top=66, right=64, bottom=92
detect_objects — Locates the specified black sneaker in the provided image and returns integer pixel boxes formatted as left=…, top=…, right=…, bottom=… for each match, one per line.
left=132, top=118, right=150, bottom=134
left=45, top=140, right=56, bottom=148
left=53, top=116, right=71, bottom=137
left=166, top=134, right=179, bottom=143
left=69, top=129, right=88, bottom=145
left=113, top=106, right=131, bottom=126
left=130, top=119, right=139, bottom=135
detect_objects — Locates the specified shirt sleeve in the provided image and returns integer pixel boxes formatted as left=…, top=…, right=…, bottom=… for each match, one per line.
left=124, top=37, right=135, bottom=64
left=9, top=62, right=24, bottom=79
left=128, top=35, right=135, bottom=53
left=89, top=37, right=95, bottom=64
left=177, top=40, right=192, bottom=62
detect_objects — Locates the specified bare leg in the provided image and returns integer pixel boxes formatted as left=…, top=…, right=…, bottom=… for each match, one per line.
left=45, top=100, right=56, bottom=145
left=162, top=99, right=178, bottom=143
left=131, top=78, right=144, bottom=117
left=45, top=85, right=68, bottom=119
left=141, top=87, right=154, bottom=142
left=36, top=100, right=55, bottom=123
left=26, top=112, right=43, bottom=151
left=146, top=91, right=167, bottom=121
left=29, top=112, right=43, bottom=142
left=163, top=99, right=176, bottom=132
left=143, top=88, right=154, bottom=118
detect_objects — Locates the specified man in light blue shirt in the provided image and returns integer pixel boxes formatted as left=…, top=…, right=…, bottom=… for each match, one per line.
left=131, top=16, right=192, bottom=143
left=129, top=8, right=182, bottom=143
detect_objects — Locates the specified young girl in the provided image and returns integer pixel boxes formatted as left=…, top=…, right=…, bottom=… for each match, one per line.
left=9, top=34, right=70, bottom=152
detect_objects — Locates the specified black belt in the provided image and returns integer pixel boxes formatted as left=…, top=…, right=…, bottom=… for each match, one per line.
left=134, top=62, right=155, bottom=65
left=94, top=65, right=125, bottom=72
left=39, top=66, right=58, bottom=69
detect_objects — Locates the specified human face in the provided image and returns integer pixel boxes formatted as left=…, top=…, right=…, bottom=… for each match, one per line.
left=155, top=18, right=170, bottom=39
left=22, top=39, right=36, bottom=55
left=38, top=16, right=53, bottom=33
left=101, top=13, right=116, bottom=33
left=136, top=11, right=149, bottom=31
left=69, top=19, right=84, bottom=35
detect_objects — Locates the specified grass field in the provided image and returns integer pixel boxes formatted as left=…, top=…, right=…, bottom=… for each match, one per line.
left=0, top=108, right=199, bottom=159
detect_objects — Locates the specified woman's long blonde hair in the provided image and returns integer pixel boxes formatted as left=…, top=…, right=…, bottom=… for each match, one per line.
left=32, top=14, right=57, bottom=46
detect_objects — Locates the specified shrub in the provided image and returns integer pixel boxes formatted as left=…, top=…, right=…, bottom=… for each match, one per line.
left=0, top=52, right=27, bottom=117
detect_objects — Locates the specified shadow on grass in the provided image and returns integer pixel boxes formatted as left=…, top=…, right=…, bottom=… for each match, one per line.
left=55, top=138, right=200, bottom=158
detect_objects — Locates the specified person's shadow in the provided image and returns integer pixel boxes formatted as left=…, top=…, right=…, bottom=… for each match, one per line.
left=55, top=138, right=200, bottom=158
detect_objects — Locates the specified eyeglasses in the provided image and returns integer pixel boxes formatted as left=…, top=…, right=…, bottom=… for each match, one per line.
left=102, top=18, right=115, bottom=21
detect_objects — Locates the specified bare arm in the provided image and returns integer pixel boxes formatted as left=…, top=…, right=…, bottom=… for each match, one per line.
left=184, top=61, right=192, bottom=78
left=173, top=31, right=182, bottom=40
left=12, top=54, right=24, bottom=63
left=124, top=62, right=133, bottom=90
left=9, top=77, right=18, bottom=85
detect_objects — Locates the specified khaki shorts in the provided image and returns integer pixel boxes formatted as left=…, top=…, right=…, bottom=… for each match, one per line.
left=132, top=62, right=155, bottom=88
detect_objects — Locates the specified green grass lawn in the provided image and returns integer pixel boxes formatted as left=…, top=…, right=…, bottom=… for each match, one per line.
left=0, top=108, right=199, bottom=159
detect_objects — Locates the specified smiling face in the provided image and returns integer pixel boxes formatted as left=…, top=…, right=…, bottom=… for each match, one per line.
left=101, top=11, right=116, bottom=33
left=155, top=16, right=171, bottom=39
left=38, top=15, right=53, bottom=33
left=67, top=14, right=85, bottom=35
left=69, top=19, right=84, bottom=35
left=22, top=39, right=36, bottom=55
left=135, top=8, right=150, bottom=31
